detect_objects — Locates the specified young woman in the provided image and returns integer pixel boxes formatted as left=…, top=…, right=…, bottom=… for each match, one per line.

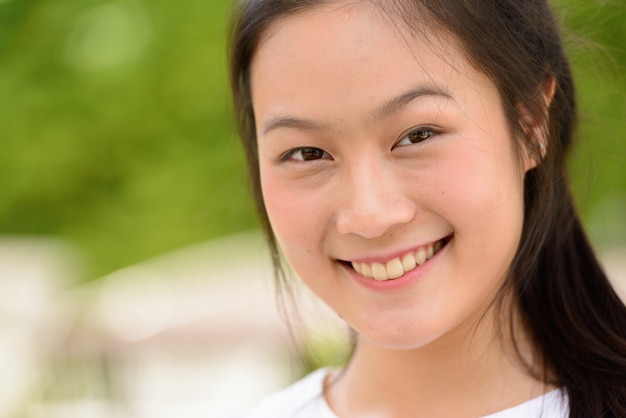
left=227, top=0, right=626, bottom=416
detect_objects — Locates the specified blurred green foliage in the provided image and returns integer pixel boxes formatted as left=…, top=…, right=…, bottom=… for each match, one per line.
left=0, top=0, right=257, bottom=278
left=0, top=0, right=624, bottom=280
left=557, top=0, right=626, bottom=249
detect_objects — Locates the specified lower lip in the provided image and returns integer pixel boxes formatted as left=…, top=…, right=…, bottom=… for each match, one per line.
left=344, top=239, right=450, bottom=292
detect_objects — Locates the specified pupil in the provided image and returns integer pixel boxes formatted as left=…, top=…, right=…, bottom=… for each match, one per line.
left=409, top=129, right=430, bottom=143
left=302, top=147, right=323, bottom=160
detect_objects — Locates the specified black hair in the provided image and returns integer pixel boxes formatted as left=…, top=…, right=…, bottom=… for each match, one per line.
left=228, top=1, right=626, bottom=416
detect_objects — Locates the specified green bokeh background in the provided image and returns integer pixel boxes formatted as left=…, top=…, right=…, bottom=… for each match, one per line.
left=0, top=0, right=624, bottom=280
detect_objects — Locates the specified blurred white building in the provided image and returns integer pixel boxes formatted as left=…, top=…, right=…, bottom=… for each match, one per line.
left=1, top=231, right=623, bottom=418
left=1, top=231, right=345, bottom=418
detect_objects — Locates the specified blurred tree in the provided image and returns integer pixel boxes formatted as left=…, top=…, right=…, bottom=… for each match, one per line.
left=0, top=0, right=257, bottom=279
left=556, top=0, right=626, bottom=249
left=0, top=0, right=623, bottom=280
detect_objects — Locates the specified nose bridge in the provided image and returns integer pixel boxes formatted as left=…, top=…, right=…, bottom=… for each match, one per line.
left=336, top=155, right=415, bottom=238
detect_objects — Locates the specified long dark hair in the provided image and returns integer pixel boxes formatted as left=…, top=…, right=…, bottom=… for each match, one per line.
left=228, top=1, right=626, bottom=416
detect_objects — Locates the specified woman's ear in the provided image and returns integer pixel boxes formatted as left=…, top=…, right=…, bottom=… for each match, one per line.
left=542, top=76, right=556, bottom=107
left=522, top=76, right=556, bottom=171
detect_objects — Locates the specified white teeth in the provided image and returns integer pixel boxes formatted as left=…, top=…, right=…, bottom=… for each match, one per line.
left=361, top=263, right=372, bottom=278
left=371, top=263, right=387, bottom=281
left=386, top=258, right=404, bottom=279
left=415, top=247, right=427, bottom=266
left=351, top=239, right=446, bottom=281
left=401, top=252, right=417, bottom=272
left=426, top=244, right=434, bottom=259
left=353, top=262, right=363, bottom=275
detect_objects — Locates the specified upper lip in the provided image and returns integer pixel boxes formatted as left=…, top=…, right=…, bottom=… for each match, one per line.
left=339, top=235, right=451, bottom=264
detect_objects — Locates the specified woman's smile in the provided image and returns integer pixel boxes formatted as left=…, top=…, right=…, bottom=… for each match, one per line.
left=347, top=236, right=450, bottom=279
left=339, top=235, right=453, bottom=292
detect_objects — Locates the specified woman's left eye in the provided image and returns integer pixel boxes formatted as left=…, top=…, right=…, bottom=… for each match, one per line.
left=395, top=126, right=438, bottom=147
left=281, top=146, right=331, bottom=162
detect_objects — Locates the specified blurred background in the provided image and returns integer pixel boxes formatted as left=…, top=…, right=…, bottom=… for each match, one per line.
left=0, top=0, right=624, bottom=417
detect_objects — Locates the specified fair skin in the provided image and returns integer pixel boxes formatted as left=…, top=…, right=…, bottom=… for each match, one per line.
left=251, top=3, right=549, bottom=417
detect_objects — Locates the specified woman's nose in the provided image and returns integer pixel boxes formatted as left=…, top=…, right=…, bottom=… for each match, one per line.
left=335, top=162, right=416, bottom=239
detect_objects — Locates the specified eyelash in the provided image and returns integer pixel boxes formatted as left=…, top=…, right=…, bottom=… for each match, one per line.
left=279, top=125, right=439, bottom=162
left=280, top=147, right=332, bottom=162
left=394, top=125, right=439, bottom=148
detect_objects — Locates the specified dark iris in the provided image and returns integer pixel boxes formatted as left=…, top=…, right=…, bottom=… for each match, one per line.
left=301, top=147, right=325, bottom=160
left=407, top=128, right=432, bottom=143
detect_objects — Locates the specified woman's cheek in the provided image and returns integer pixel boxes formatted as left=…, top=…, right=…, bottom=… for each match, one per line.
left=433, top=145, right=519, bottom=225
left=262, top=175, right=323, bottom=246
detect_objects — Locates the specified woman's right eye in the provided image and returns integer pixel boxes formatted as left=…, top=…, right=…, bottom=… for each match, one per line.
left=395, top=126, right=438, bottom=148
left=281, top=147, right=331, bottom=162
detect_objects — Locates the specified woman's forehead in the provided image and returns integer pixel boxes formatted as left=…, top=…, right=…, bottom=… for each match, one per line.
left=249, top=3, right=490, bottom=127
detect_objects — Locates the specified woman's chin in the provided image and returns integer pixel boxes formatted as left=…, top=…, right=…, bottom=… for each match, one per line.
left=356, top=327, right=445, bottom=352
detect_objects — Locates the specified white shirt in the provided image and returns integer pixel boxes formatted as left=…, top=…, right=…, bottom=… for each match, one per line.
left=227, top=369, right=569, bottom=418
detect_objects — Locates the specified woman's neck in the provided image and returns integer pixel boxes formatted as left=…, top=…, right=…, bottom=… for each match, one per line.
left=325, top=307, right=552, bottom=418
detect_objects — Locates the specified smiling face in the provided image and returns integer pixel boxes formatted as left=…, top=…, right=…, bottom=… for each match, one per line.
left=251, top=3, right=535, bottom=349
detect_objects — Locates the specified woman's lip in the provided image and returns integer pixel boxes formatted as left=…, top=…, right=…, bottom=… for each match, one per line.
left=342, top=235, right=452, bottom=264
left=341, top=237, right=451, bottom=291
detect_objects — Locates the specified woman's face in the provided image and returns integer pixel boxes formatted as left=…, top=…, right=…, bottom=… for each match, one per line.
left=251, top=4, right=535, bottom=349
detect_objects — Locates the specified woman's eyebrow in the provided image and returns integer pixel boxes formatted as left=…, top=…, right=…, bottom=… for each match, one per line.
left=262, top=117, right=329, bottom=135
left=262, top=84, right=452, bottom=135
left=372, top=85, right=453, bottom=122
